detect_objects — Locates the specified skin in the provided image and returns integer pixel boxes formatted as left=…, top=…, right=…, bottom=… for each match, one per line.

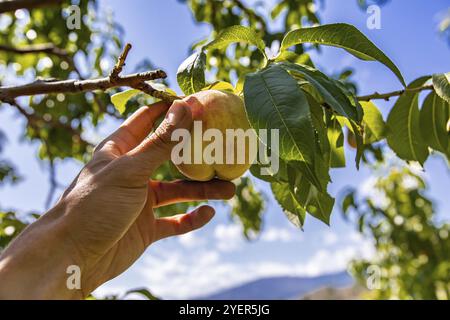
left=0, top=100, right=235, bottom=299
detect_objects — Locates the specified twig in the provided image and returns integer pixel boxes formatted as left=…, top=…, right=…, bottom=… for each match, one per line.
left=0, top=43, right=68, bottom=58
left=44, top=148, right=58, bottom=209
left=0, top=0, right=63, bottom=14
left=231, top=0, right=267, bottom=34
left=110, top=43, right=132, bottom=82
left=132, top=82, right=180, bottom=104
left=110, top=43, right=181, bottom=103
left=357, top=85, right=434, bottom=101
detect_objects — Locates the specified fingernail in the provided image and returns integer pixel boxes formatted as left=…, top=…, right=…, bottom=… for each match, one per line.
left=166, top=104, right=187, bottom=125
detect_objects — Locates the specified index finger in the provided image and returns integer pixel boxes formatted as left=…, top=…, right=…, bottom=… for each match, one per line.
left=94, top=102, right=170, bottom=156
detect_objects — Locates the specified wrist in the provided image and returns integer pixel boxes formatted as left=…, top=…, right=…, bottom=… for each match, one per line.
left=0, top=203, right=84, bottom=299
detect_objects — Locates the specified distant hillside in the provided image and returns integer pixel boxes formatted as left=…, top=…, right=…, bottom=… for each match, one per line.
left=301, top=285, right=365, bottom=300
left=195, top=271, right=354, bottom=300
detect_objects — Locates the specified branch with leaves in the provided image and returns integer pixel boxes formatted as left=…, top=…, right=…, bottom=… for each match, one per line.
left=174, top=23, right=450, bottom=229
left=0, top=43, right=180, bottom=105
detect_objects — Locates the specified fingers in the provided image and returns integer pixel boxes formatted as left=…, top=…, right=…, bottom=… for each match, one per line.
left=154, top=205, right=215, bottom=241
left=149, top=179, right=236, bottom=207
left=94, top=102, right=169, bottom=156
left=127, top=100, right=193, bottom=174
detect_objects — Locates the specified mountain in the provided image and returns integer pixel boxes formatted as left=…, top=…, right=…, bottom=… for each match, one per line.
left=301, top=285, right=365, bottom=300
left=195, top=271, right=354, bottom=300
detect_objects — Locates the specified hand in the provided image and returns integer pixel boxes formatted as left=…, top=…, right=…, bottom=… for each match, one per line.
left=0, top=101, right=235, bottom=299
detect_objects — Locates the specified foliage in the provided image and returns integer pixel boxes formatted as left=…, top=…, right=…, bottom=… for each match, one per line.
left=0, top=211, right=32, bottom=252
left=169, top=21, right=450, bottom=228
left=0, top=0, right=126, bottom=163
left=180, top=0, right=319, bottom=83
left=230, top=177, right=265, bottom=238
left=342, top=166, right=450, bottom=299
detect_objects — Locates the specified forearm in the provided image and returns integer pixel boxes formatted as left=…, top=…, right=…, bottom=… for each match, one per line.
left=0, top=204, right=83, bottom=299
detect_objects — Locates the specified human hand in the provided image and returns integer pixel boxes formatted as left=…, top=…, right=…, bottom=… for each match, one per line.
left=0, top=101, right=235, bottom=299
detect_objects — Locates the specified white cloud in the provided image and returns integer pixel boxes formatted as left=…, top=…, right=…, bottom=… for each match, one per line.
left=129, top=237, right=375, bottom=299
left=347, top=231, right=365, bottom=243
left=322, top=231, right=338, bottom=246
left=95, top=225, right=375, bottom=300
left=178, top=232, right=205, bottom=248
left=260, top=227, right=299, bottom=242
left=213, top=223, right=244, bottom=252
left=360, top=175, right=388, bottom=206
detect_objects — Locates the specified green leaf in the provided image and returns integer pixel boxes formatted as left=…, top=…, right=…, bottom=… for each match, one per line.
left=271, top=1, right=287, bottom=19
left=280, top=23, right=406, bottom=86
left=244, top=65, right=321, bottom=190
left=202, top=80, right=235, bottom=93
left=337, top=116, right=364, bottom=168
left=250, top=164, right=279, bottom=183
left=274, top=51, right=314, bottom=67
left=250, top=159, right=288, bottom=183
left=279, top=62, right=361, bottom=122
left=420, top=92, right=449, bottom=156
left=125, top=288, right=159, bottom=300
left=432, top=73, right=450, bottom=104
left=306, top=187, right=335, bottom=225
left=306, top=95, right=332, bottom=189
left=205, top=25, right=266, bottom=57
left=177, top=51, right=206, bottom=95
left=386, top=76, right=431, bottom=165
left=287, top=163, right=334, bottom=225
left=361, top=101, right=386, bottom=144
left=231, top=177, right=265, bottom=238
left=327, top=118, right=346, bottom=168
left=271, top=181, right=306, bottom=227
left=341, top=190, right=356, bottom=214
left=350, top=120, right=364, bottom=168
left=110, top=89, right=140, bottom=114
left=308, top=94, right=330, bottom=157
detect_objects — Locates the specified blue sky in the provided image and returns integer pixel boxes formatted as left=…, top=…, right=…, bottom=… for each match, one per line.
left=0, top=0, right=449, bottom=298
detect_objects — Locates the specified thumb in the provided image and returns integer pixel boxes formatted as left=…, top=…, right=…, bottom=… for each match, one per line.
left=128, top=100, right=192, bottom=174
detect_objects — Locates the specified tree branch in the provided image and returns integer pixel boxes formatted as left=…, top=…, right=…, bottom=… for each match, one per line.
left=357, top=85, right=434, bottom=101
left=0, top=43, right=181, bottom=104
left=0, top=70, right=168, bottom=100
left=231, top=0, right=267, bottom=34
left=0, top=43, right=68, bottom=58
left=44, top=145, right=63, bottom=209
left=0, top=0, right=63, bottom=14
